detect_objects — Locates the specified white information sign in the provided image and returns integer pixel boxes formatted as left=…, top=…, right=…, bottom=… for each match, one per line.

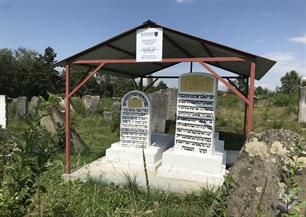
left=120, top=91, right=151, bottom=148
left=136, top=27, right=163, bottom=62
left=174, top=73, right=217, bottom=155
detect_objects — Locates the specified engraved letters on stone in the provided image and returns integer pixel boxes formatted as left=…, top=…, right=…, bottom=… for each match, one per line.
left=120, top=91, right=151, bottom=148
left=174, top=73, right=217, bottom=155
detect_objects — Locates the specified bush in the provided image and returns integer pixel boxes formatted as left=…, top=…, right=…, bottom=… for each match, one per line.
left=111, top=114, right=120, bottom=135
left=71, top=97, right=87, bottom=116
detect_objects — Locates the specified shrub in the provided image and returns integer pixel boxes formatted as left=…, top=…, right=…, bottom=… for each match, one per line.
left=71, top=97, right=87, bottom=116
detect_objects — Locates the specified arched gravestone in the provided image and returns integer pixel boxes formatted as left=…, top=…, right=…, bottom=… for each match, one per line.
left=158, top=72, right=226, bottom=185
left=120, top=91, right=151, bottom=148
left=174, top=73, right=217, bottom=155
left=105, top=90, right=173, bottom=172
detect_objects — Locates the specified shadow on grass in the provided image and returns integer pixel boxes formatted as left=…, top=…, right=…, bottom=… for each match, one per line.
left=219, top=131, right=245, bottom=150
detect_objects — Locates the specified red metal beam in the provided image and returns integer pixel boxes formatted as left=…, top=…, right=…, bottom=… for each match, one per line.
left=246, top=62, right=256, bottom=136
left=199, top=62, right=249, bottom=104
left=73, top=57, right=246, bottom=64
left=68, top=63, right=105, bottom=97
left=65, top=64, right=70, bottom=175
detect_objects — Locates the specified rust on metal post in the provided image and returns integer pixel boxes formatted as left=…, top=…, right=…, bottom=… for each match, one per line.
left=65, top=64, right=70, bottom=175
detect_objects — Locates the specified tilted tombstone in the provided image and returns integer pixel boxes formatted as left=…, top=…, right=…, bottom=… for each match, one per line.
left=0, top=95, right=7, bottom=129
left=105, top=90, right=173, bottom=172
left=28, top=96, right=40, bottom=116
left=158, top=73, right=226, bottom=184
left=149, top=91, right=168, bottom=133
left=16, top=96, right=27, bottom=118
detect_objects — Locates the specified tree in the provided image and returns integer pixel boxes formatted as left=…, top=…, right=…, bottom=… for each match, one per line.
left=255, top=86, right=269, bottom=95
left=279, top=70, right=301, bottom=94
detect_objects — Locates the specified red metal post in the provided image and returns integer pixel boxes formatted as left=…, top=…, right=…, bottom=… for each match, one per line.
left=246, top=62, right=256, bottom=137
left=199, top=62, right=249, bottom=104
left=65, top=64, right=71, bottom=175
left=69, top=63, right=105, bottom=97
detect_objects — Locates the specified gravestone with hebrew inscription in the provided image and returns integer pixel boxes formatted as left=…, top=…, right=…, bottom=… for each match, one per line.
left=158, top=72, right=226, bottom=185
left=105, top=90, right=174, bottom=172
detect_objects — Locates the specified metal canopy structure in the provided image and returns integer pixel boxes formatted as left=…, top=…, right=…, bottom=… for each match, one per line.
left=56, top=20, right=276, bottom=174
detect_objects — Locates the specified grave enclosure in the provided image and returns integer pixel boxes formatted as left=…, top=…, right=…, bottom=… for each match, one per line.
left=69, top=73, right=227, bottom=191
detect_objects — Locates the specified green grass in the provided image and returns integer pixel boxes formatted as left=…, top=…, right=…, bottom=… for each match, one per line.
left=5, top=93, right=306, bottom=216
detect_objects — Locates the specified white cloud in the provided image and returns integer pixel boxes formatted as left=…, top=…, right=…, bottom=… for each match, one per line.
left=290, top=33, right=306, bottom=45
left=176, top=0, right=194, bottom=3
left=257, top=52, right=306, bottom=88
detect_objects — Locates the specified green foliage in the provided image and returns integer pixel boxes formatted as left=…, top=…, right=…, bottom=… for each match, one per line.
left=71, top=97, right=88, bottom=116
left=39, top=92, right=61, bottom=111
left=0, top=47, right=63, bottom=98
left=0, top=120, right=55, bottom=217
left=255, top=86, right=269, bottom=96
left=280, top=71, right=301, bottom=94
left=111, top=114, right=121, bottom=135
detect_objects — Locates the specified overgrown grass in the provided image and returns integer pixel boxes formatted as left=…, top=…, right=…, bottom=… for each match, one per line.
left=5, top=92, right=305, bottom=216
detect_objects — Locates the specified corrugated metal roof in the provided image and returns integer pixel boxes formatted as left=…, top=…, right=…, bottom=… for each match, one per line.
left=56, top=20, right=276, bottom=80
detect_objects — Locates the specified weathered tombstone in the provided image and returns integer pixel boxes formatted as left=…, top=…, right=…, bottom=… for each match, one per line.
left=158, top=73, right=226, bottom=184
left=105, top=90, right=173, bottom=171
left=0, top=95, right=7, bottom=129
left=28, top=96, right=40, bottom=116
left=299, top=86, right=306, bottom=123
left=40, top=106, right=89, bottom=153
left=82, top=95, right=100, bottom=112
left=159, top=88, right=178, bottom=121
left=103, top=111, right=112, bottom=121
left=111, top=97, right=121, bottom=114
left=149, top=91, right=168, bottom=133
left=16, top=96, right=27, bottom=118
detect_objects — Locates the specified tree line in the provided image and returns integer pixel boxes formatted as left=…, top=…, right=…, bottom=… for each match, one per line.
left=0, top=47, right=168, bottom=99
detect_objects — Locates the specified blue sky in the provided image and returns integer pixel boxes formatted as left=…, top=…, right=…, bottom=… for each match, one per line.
left=0, top=0, right=305, bottom=89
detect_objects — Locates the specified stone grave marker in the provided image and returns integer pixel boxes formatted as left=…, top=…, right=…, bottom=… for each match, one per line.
left=16, top=96, right=27, bottom=118
left=28, top=96, right=40, bottom=116
left=105, top=90, right=173, bottom=172
left=0, top=95, right=7, bottom=129
left=159, top=88, right=178, bottom=121
left=82, top=95, right=100, bottom=112
left=111, top=97, right=121, bottom=114
left=149, top=91, right=168, bottom=133
left=103, top=111, right=112, bottom=121
left=299, top=86, right=306, bottom=123
left=158, top=72, right=226, bottom=184
left=120, top=91, right=151, bottom=148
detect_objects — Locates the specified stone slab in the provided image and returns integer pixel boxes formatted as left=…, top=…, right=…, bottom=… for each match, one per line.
left=149, top=92, right=168, bottom=133
left=0, top=95, right=7, bottom=129
left=16, top=96, right=27, bottom=118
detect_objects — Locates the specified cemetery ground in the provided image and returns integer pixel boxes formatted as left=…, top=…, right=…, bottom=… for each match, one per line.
left=2, top=91, right=306, bottom=217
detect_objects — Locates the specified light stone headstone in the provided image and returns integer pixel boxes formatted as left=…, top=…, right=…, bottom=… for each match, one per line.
left=82, top=95, right=100, bottom=112
left=112, top=97, right=121, bottom=114
left=28, top=96, right=40, bottom=116
left=16, top=96, right=27, bottom=118
left=158, top=72, right=226, bottom=184
left=174, top=73, right=217, bottom=155
left=149, top=91, right=168, bottom=133
left=120, top=91, right=151, bottom=148
left=299, top=87, right=306, bottom=123
left=159, top=88, right=178, bottom=121
left=0, top=95, right=7, bottom=129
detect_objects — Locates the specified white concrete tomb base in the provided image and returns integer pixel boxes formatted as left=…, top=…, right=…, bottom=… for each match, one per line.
left=158, top=134, right=226, bottom=185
